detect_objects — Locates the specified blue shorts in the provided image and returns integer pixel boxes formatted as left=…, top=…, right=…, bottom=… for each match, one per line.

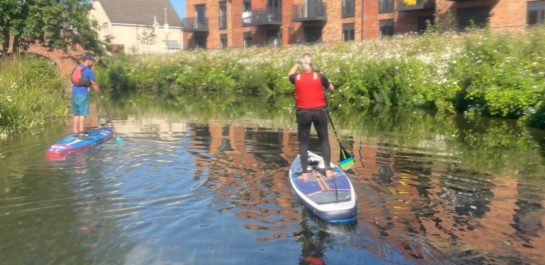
left=72, top=94, right=89, bottom=116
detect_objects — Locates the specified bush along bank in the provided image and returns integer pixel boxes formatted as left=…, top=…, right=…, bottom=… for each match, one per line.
left=97, top=27, right=545, bottom=129
left=0, top=56, right=66, bottom=135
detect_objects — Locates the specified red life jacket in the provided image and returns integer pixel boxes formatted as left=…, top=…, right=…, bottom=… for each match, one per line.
left=295, top=72, right=326, bottom=109
left=71, top=64, right=91, bottom=87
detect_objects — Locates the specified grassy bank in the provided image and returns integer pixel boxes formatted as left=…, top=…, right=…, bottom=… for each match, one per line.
left=0, top=56, right=66, bottom=135
left=97, top=27, right=545, bottom=129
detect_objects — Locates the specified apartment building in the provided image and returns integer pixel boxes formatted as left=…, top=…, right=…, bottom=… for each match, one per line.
left=181, top=0, right=545, bottom=49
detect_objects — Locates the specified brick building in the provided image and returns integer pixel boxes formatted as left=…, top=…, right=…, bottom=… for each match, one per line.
left=181, top=0, right=545, bottom=49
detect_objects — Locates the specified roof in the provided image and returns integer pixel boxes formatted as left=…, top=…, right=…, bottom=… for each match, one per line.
left=96, top=0, right=182, bottom=26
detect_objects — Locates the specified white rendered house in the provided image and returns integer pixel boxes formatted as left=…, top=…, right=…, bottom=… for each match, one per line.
left=90, top=0, right=184, bottom=54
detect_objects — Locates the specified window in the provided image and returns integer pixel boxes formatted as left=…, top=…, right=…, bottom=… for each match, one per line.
left=220, top=34, right=228, bottom=48
left=195, top=4, right=206, bottom=28
left=219, top=1, right=227, bottom=29
left=343, top=23, right=355, bottom=41
left=102, top=23, right=109, bottom=36
left=267, top=29, right=281, bottom=47
left=342, top=0, right=355, bottom=18
left=268, top=0, right=281, bottom=10
left=195, top=4, right=206, bottom=18
left=194, top=35, right=207, bottom=49
left=243, top=31, right=252, bottom=48
left=457, top=6, right=490, bottom=30
left=163, top=40, right=181, bottom=51
left=379, top=19, right=394, bottom=37
left=417, top=16, right=434, bottom=33
left=242, top=0, right=252, bottom=26
left=528, top=1, right=545, bottom=26
left=304, top=26, right=322, bottom=43
left=379, top=0, right=394, bottom=13
left=244, top=0, right=251, bottom=12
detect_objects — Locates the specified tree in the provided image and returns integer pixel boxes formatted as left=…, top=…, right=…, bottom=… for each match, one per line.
left=0, top=0, right=103, bottom=55
left=137, top=25, right=156, bottom=54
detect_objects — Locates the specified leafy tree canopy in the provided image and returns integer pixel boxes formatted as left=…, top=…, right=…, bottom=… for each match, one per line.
left=0, top=0, right=103, bottom=54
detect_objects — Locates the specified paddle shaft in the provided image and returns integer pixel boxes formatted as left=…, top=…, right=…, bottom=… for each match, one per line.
left=98, top=97, right=119, bottom=137
left=325, top=110, right=345, bottom=148
left=325, top=110, right=341, bottom=202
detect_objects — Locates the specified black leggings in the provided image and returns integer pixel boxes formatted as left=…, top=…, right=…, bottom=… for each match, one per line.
left=296, top=109, right=331, bottom=173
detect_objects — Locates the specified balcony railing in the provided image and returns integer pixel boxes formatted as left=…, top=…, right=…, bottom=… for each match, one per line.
left=182, top=17, right=209, bottom=32
left=398, top=0, right=435, bottom=11
left=292, top=0, right=326, bottom=22
left=398, top=0, right=435, bottom=12
left=243, top=7, right=281, bottom=26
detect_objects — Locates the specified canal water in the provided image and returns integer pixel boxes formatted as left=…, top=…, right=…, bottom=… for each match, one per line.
left=1, top=96, right=545, bottom=265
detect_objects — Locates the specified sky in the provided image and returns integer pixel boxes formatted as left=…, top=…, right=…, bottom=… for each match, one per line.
left=170, top=0, right=186, bottom=18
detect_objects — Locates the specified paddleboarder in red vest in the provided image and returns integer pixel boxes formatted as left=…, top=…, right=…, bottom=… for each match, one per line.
left=71, top=53, right=103, bottom=137
left=288, top=53, right=335, bottom=180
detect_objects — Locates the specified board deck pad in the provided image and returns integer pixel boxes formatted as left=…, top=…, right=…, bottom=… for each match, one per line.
left=290, top=155, right=352, bottom=204
left=47, top=127, right=113, bottom=156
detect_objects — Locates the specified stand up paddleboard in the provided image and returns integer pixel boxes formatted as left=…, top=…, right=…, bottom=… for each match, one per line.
left=289, top=151, right=357, bottom=223
left=47, top=127, right=113, bottom=157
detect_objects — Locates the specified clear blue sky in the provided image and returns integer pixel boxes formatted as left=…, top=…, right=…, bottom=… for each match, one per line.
left=170, top=0, right=186, bottom=18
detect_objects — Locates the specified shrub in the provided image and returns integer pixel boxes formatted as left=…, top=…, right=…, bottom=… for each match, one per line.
left=96, top=28, right=545, bottom=129
left=0, top=56, right=66, bottom=134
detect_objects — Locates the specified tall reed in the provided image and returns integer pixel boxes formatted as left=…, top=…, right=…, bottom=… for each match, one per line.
left=97, top=27, right=545, bottom=129
left=0, top=56, right=67, bottom=135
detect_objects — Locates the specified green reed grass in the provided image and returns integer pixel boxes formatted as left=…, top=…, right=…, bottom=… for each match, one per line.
left=97, top=27, right=545, bottom=129
left=0, top=56, right=66, bottom=135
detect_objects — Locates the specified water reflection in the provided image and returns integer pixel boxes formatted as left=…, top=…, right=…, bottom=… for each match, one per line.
left=0, top=130, right=129, bottom=264
left=1, top=96, right=545, bottom=264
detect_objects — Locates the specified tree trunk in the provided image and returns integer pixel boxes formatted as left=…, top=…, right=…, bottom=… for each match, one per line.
left=12, top=35, right=20, bottom=54
left=1, top=29, right=9, bottom=56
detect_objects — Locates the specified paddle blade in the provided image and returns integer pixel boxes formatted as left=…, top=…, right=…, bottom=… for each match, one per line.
left=115, top=136, right=123, bottom=144
left=339, top=148, right=354, bottom=170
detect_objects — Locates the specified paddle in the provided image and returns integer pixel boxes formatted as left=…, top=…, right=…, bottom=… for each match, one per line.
left=98, top=96, right=123, bottom=143
left=326, top=110, right=353, bottom=170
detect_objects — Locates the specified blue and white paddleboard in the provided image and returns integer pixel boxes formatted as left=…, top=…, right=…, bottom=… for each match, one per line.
left=47, top=127, right=113, bottom=157
left=289, top=151, right=357, bottom=223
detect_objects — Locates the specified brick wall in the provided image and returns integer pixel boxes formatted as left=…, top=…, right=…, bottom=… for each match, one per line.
left=184, top=0, right=533, bottom=49
left=436, top=0, right=528, bottom=31
left=490, top=0, right=527, bottom=30
left=322, top=1, right=342, bottom=43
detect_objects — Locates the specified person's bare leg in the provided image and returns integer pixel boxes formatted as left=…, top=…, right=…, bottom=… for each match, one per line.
left=73, top=116, right=79, bottom=134
left=326, top=169, right=335, bottom=178
left=298, top=172, right=308, bottom=180
left=78, top=116, right=85, bottom=134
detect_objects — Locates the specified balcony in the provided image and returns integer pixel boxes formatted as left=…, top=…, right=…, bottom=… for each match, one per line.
left=182, top=17, right=208, bottom=32
left=398, top=0, right=435, bottom=12
left=292, top=0, right=326, bottom=22
left=243, top=7, right=281, bottom=26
